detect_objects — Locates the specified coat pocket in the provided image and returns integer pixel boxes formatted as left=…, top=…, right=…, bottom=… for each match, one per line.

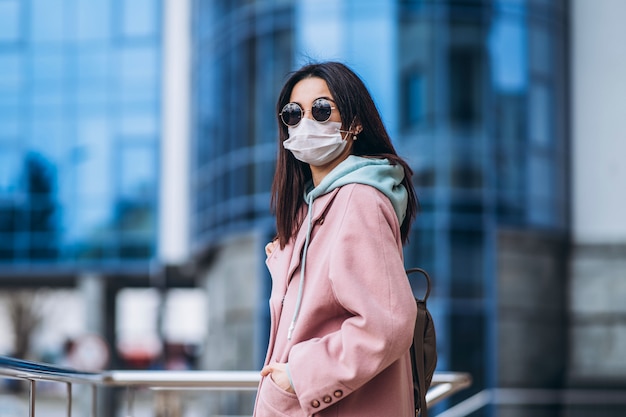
left=255, top=375, right=303, bottom=417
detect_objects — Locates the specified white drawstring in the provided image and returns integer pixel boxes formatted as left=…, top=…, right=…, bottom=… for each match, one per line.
left=287, top=194, right=314, bottom=341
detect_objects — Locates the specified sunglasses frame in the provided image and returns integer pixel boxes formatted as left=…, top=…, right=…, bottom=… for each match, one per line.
left=279, top=98, right=336, bottom=127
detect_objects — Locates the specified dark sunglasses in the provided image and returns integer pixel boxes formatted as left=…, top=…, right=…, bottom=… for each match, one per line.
left=279, top=98, right=336, bottom=127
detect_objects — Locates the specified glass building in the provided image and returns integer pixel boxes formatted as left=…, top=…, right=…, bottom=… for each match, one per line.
left=192, top=0, right=569, bottom=415
left=0, top=0, right=162, bottom=268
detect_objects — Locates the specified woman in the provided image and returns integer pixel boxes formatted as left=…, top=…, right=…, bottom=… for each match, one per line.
left=254, top=61, right=419, bottom=417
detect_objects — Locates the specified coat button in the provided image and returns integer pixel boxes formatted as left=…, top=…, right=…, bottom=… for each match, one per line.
left=319, top=217, right=325, bottom=225
left=323, top=395, right=332, bottom=403
left=311, top=400, right=320, bottom=408
left=334, top=390, right=343, bottom=398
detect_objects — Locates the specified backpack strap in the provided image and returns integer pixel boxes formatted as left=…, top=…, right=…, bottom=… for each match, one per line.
left=414, top=299, right=428, bottom=417
left=408, top=267, right=432, bottom=417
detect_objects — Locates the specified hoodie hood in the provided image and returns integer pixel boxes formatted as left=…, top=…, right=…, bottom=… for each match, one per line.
left=306, top=155, right=408, bottom=224
left=286, top=155, right=407, bottom=341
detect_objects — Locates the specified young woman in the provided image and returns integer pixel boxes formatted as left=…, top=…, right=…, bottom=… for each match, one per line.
left=253, top=61, right=419, bottom=417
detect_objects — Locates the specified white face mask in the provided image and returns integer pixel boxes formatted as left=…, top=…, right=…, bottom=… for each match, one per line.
left=283, top=118, right=348, bottom=166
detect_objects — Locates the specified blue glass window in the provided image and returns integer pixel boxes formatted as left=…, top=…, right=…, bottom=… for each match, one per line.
left=119, top=109, right=158, bottom=138
left=119, top=145, right=155, bottom=198
left=0, top=103, right=21, bottom=138
left=0, top=148, right=21, bottom=194
left=32, top=52, right=67, bottom=83
left=403, top=70, right=428, bottom=128
left=488, top=3, right=528, bottom=93
left=76, top=0, right=111, bottom=41
left=117, top=46, right=158, bottom=103
left=75, top=117, right=112, bottom=198
left=0, top=52, right=24, bottom=93
left=31, top=0, right=66, bottom=43
left=120, top=0, right=157, bottom=39
left=527, top=156, right=554, bottom=226
left=0, top=0, right=21, bottom=42
left=529, top=83, right=552, bottom=146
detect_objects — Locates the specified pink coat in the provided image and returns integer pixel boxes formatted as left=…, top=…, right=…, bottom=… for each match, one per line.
left=254, top=183, right=417, bottom=417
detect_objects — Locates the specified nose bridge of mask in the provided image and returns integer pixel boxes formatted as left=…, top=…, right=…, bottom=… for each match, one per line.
left=289, top=117, right=341, bottom=136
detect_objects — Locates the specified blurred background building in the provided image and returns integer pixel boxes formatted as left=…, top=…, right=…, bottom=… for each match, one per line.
left=0, top=0, right=625, bottom=416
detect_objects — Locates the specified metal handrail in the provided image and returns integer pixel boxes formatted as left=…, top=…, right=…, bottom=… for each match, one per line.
left=0, top=355, right=472, bottom=416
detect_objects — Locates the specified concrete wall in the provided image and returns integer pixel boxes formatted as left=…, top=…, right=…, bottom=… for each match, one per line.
left=496, top=229, right=568, bottom=392
left=569, top=0, right=626, bottom=389
left=568, top=244, right=626, bottom=385
left=198, top=232, right=264, bottom=415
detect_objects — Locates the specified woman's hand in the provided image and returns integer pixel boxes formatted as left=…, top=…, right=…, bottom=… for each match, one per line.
left=265, top=239, right=278, bottom=257
left=261, top=362, right=295, bottom=393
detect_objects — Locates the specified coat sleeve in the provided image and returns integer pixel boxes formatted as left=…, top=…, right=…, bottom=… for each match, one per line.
left=287, top=184, right=417, bottom=415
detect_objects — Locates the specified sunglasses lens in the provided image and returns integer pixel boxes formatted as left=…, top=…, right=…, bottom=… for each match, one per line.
left=312, top=99, right=333, bottom=122
left=281, top=103, right=302, bottom=126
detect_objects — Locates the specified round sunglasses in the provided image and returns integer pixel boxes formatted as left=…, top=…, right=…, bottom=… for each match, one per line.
left=279, top=98, right=336, bottom=127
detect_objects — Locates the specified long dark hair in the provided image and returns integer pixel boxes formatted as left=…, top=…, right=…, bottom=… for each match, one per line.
left=271, top=61, right=418, bottom=248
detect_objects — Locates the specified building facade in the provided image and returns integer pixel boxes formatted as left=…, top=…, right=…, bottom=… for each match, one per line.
left=0, top=0, right=162, bottom=268
left=190, top=0, right=579, bottom=416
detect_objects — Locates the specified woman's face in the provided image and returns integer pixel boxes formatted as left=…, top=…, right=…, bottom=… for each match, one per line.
left=289, top=77, right=343, bottom=126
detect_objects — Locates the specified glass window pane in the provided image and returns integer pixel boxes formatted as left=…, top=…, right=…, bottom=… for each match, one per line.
left=488, top=6, right=528, bottom=93
left=0, top=148, right=21, bottom=194
left=527, top=156, right=554, bottom=225
left=29, top=117, right=71, bottom=163
left=448, top=48, right=482, bottom=127
left=120, top=0, right=157, bottom=38
left=76, top=0, right=111, bottom=41
left=0, top=52, right=24, bottom=92
left=31, top=0, right=67, bottom=42
left=117, top=46, right=158, bottom=102
left=78, top=50, right=110, bottom=80
left=0, top=103, right=22, bottom=138
left=530, top=26, right=551, bottom=74
left=119, top=110, right=158, bottom=137
left=119, top=145, right=154, bottom=197
left=32, top=52, right=67, bottom=82
left=0, top=0, right=21, bottom=42
left=75, top=117, right=112, bottom=198
left=529, top=83, right=552, bottom=146
left=450, top=229, right=484, bottom=298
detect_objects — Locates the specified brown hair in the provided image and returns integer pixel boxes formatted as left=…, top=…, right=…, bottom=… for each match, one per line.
left=271, top=62, right=418, bottom=248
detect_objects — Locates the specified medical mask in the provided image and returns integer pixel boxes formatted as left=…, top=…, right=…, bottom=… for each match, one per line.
left=283, top=118, right=348, bottom=166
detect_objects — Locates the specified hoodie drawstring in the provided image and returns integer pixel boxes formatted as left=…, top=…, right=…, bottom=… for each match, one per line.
left=287, top=194, right=314, bottom=341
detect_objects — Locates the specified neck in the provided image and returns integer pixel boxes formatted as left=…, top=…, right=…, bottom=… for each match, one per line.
left=310, top=153, right=351, bottom=187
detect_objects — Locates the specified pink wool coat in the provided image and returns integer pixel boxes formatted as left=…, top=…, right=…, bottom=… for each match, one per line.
left=254, top=183, right=417, bottom=417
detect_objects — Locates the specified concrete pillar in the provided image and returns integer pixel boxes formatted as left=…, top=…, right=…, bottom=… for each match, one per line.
left=569, top=0, right=626, bottom=387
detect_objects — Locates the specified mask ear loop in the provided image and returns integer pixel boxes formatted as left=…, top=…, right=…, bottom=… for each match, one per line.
left=339, top=117, right=360, bottom=141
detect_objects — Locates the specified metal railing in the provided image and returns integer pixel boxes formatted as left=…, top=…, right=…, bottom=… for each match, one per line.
left=0, top=355, right=472, bottom=416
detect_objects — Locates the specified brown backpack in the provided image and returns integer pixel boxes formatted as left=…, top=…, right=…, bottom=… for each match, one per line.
left=407, top=268, right=438, bottom=417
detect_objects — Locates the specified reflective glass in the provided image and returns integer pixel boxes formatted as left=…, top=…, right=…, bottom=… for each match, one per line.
left=31, top=0, right=66, bottom=42
left=76, top=0, right=111, bottom=41
left=488, top=7, right=528, bottom=93
left=0, top=52, right=24, bottom=92
left=119, top=109, right=158, bottom=137
left=530, top=26, right=552, bottom=74
left=0, top=104, right=22, bottom=138
left=117, top=46, right=159, bottom=103
left=32, top=52, right=66, bottom=82
left=120, top=0, right=157, bottom=38
left=527, top=156, right=554, bottom=226
left=75, top=117, right=112, bottom=198
left=529, top=83, right=552, bottom=146
left=0, top=0, right=21, bottom=42
left=0, top=148, right=21, bottom=193
left=78, top=50, right=110, bottom=80
left=119, top=145, right=155, bottom=198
